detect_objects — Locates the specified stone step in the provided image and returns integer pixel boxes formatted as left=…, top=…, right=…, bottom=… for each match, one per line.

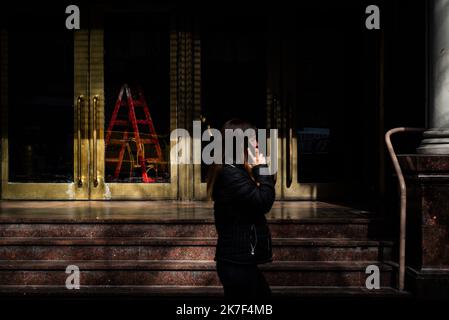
left=0, top=237, right=393, bottom=261
left=0, top=260, right=396, bottom=287
left=0, top=285, right=409, bottom=298
left=0, top=219, right=383, bottom=239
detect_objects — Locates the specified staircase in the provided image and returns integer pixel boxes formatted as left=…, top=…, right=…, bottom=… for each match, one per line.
left=0, top=201, right=404, bottom=298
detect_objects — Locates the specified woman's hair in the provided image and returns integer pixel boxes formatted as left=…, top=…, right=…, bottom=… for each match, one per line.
left=206, top=119, right=256, bottom=200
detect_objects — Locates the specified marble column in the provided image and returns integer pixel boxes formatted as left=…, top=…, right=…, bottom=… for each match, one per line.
left=398, top=0, right=449, bottom=298
left=417, top=0, right=449, bottom=154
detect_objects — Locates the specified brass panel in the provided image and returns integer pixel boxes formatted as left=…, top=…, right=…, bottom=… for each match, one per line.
left=104, top=183, right=177, bottom=200
left=192, top=31, right=205, bottom=200
left=270, top=134, right=283, bottom=200
left=2, top=183, right=80, bottom=200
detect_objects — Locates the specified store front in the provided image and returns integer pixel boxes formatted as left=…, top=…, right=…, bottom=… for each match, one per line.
left=2, top=0, right=448, bottom=301
left=1, top=3, right=383, bottom=202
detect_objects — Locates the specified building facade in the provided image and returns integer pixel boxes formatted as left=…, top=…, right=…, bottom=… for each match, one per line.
left=0, top=1, right=447, bottom=300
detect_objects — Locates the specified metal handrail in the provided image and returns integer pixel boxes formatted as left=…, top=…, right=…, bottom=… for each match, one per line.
left=385, top=127, right=425, bottom=291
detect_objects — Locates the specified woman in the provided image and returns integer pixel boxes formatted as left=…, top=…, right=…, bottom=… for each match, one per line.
left=207, top=119, right=276, bottom=300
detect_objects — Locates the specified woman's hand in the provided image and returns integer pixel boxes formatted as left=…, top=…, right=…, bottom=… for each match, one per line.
left=248, top=146, right=267, bottom=168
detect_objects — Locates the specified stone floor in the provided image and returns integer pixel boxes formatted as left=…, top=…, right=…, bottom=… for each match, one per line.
left=0, top=200, right=396, bottom=296
left=0, top=201, right=373, bottom=222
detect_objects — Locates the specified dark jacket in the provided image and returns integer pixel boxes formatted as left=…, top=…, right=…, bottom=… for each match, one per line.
left=212, top=163, right=275, bottom=264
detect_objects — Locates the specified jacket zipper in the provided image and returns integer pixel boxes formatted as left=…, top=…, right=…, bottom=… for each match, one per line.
left=250, top=224, right=257, bottom=255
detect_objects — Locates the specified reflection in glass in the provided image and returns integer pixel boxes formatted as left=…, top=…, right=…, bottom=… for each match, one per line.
left=104, top=14, right=170, bottom=183
left=296, top=30, right=348, bottom=183
left=200, top=17, right=267, bottom=182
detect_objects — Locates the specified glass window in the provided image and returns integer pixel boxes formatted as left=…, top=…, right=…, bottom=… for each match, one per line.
left=104, top=14, right=170, bottom=183
left=200, top=16, right=267, bottom=182
left=8, top=18, right=74, bottom=182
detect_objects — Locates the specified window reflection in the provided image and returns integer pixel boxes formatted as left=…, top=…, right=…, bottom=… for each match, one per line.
left=104, top=14, right=170, bottom=183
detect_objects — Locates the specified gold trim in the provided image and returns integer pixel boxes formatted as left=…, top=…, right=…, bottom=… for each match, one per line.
left=105, top=183, right=178, bottom=200
left=193, top=29, right=205, bottom=200
left=88, top=27, right=106, bottom=199
left=2, top=183, right=79, bottom=200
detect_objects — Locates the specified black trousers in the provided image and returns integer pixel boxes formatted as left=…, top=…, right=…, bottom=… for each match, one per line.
left=216, top=260, right=272, bottom=300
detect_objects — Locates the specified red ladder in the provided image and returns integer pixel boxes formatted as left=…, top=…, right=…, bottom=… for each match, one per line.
left=105, top=84, right=163, bottom=183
